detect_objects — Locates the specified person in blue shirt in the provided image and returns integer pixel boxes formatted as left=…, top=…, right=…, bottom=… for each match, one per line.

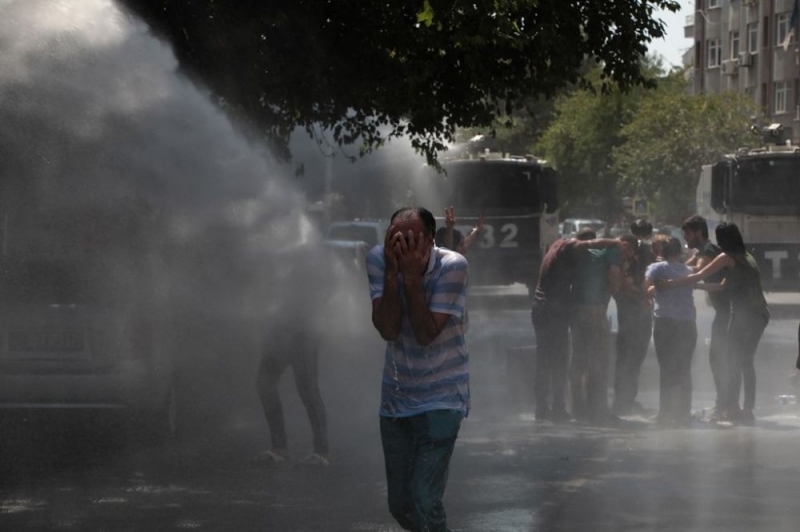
left=645, top=237, right=697, bottom=427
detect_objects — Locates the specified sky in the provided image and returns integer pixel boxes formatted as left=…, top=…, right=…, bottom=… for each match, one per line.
left=648, top=0, right=695, bottom=68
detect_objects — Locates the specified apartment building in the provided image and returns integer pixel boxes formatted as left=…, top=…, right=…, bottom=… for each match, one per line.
left=685, top=0, right=800, bottom=139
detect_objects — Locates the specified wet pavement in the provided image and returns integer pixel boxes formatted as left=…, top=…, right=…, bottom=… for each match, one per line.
left=1, top=299, right=799, bottom=531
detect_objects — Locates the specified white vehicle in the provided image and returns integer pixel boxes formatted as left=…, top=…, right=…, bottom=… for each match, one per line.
left=0, top=207, right=178, bottom=441
left=560, top=218, right=606, bottom=238
left=325, top=220, right=387, bottom=250
left=697, top=124, right=800, bottom=290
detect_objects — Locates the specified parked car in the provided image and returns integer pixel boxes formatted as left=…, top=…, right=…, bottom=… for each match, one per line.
left=0, top=209, right=177, bottom=442
left=560, top=218, right=607, bottom=238
left=325, top=220, right=387, bottom=250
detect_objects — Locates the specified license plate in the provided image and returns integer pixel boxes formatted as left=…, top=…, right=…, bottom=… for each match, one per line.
left=8, top=331, right=85, bottom=352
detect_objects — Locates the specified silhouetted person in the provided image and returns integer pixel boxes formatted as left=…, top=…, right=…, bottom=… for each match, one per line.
left=682, top=215, right=730, bottom=421
left=255, top=244, right=330, bottom=466
left=645, top=237, right=697, bottom=428
left=367, top=207, right=469, bottom=532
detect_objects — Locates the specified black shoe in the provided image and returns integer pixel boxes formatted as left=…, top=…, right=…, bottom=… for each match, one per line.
left=740, top=409, right=756, bottom=426
left=534, top=408, right=551, bottom=421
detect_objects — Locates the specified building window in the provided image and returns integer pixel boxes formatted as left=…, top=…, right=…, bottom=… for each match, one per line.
left=708, top=0, right=721, bottom=8
left=775, top=81, right=790, bottom=114
left=731, top=31, right=740, bottom=58
left=777, top=13, right=790, bottom=47
left=707, top=39, right=722, bottom=67
left=748, top=23, right=759, bottom=53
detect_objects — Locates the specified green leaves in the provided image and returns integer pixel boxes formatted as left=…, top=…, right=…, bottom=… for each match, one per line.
left=534, top=65, right=756, bottom=223
left=122, top=0, right=682, bottom=165
left=417, top=1, right=435, bottom=27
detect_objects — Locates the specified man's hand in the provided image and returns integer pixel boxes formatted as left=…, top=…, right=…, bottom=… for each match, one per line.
left=395, top=230, right=430, bottom=280
left=474, top=212, right=485, bottom=234
left=383, top=224, right=402, bottom=275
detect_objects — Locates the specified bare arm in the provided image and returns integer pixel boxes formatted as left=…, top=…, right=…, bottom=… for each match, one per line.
left=396, top=230, right=456, bottom=345
left=403, top=277, right=453, bottom=346
left=695, top=276, right=727, bottom=293
left=694, top=282, right=725, bottom=292
left=573, top=238, right=621, bottom=251
left=667, top=253, right=732, bottom=287
left=688, top=253, right=713, bottom=272
left=371, top=280, right=403, bottom=341
left=460, top=213, right=484, bottom=254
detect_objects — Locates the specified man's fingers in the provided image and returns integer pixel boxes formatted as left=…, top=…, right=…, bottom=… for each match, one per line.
left=406, top=230, right=417, bottom=252
left=397, top=232, right=409, bottom=255
left=384, top=224, right=396, bottom=245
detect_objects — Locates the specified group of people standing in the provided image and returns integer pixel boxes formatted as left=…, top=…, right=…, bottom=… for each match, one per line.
left=532, top=215, right=770, bottom=428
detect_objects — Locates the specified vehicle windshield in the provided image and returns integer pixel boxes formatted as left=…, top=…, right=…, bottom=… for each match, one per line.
left=418, top=161, right=545, bottom=214
left=733, top=157, right=800, bottom=211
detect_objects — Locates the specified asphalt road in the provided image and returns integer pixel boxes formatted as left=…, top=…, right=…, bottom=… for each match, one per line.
left=1, top=294, right=799, bottom=531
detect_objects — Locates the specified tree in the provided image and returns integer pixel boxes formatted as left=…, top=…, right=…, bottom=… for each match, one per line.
left=534, top=62, right=662, bottom=220
left=612, top=79, right=756, bottom=223
left=120, top=0, right=680, bottom=164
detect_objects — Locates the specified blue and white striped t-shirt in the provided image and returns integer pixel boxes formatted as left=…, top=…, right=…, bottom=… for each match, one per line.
left=366, top=245, right=470, bottom=418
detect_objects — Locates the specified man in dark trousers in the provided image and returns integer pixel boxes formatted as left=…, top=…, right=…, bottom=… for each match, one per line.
left=530, top=233, right=621, bottom=422
left=682, top=214, right=730, bottom=421
left=612, top=222, right=656, bottom=416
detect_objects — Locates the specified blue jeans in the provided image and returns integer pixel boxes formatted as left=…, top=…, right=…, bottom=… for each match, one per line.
left=380, top=410, right=463, bottom=532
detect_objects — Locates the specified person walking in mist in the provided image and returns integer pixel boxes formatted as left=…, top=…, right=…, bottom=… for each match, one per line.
left=569, top=228, right=622, bottom=426
left=645, top=237, right=697, bottom=428
left=662, top=223, right=769, bottom=425
left=367, top=207, right=469, bottom=532
left=254, top=244, right=330, bottom=466
left=682, top=215, right=731, bottom=422
left=530, top=232, right=622, bottom=422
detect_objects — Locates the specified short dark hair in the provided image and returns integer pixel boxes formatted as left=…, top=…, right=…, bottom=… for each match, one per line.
left=715, top=222, right=746, bottom=254
left=662, top=237, right=683, bottom=259
left=681, top=215, right=709, bottom=239
left=576, top=228, right=596, bottom=241
left=390, top=207, right=436, bottom=238
left=434, top=227, right=463, bottom=250
left=630, top=219, right=653, bottom=237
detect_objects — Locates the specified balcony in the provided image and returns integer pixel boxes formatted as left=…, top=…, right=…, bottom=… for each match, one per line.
left=685, top=14, right=695, bottom=39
